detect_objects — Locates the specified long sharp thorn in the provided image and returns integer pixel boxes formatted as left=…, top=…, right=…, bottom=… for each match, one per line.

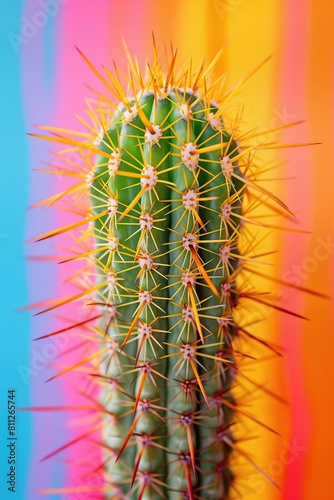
left=115, top=414, right=140, bottom=462
left=185, top=462, right=194, bottom=500
left=131, top=446, right=144, bottom=488
left=121, top=301, right=145, bottom=349
left=189, top=246, right=220, bottom=298
left=40, top=422, right=103, bottom=462
left=191, top=206, right=207, bottom=231
left=136, top=335, right=146, bottom=366
left=137, top=105, right=155, bottom=134
left=119, top=186, right=147, bottom=221
left=46, top=348, right=108, bottom=382
left=136, top=265, right=146, bottom=281
left=133, top=372, right=147, bottom=415
left=138, top=481, right=146, bottom=500
left=187, top=284, right=204, bottom=344
left=189, top=359, right=209, bottom=406
left=186, top=426, right=196, bottom=475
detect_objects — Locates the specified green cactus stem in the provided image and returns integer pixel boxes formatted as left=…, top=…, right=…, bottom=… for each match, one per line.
left=33, top=41, right=290, bottom=500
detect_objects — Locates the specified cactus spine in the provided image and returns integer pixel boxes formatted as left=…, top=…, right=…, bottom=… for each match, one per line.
left=34, top=42, right=288, bottom=499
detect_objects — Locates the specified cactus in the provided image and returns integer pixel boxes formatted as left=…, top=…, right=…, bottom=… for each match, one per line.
left=33, top=41, right=292, bottom=499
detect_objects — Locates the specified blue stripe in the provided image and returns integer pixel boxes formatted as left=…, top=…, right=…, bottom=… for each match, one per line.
left=0, top=2, right=32, bottom=499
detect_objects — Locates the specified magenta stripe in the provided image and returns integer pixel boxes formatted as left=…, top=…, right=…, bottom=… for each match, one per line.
left=53, top=1, right=114, bottom=495
left=52, top=1, right=154, bottom=494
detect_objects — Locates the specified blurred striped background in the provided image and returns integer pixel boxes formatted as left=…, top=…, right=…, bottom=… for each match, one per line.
left=1, top=1, right=333, bottom=498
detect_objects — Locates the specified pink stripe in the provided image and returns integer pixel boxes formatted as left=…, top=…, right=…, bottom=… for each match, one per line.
left=53, top=1, right=153, bottom=494
left=278, top=1, right=312, bottom=498
left=54, top=2, right=114, bottom=495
